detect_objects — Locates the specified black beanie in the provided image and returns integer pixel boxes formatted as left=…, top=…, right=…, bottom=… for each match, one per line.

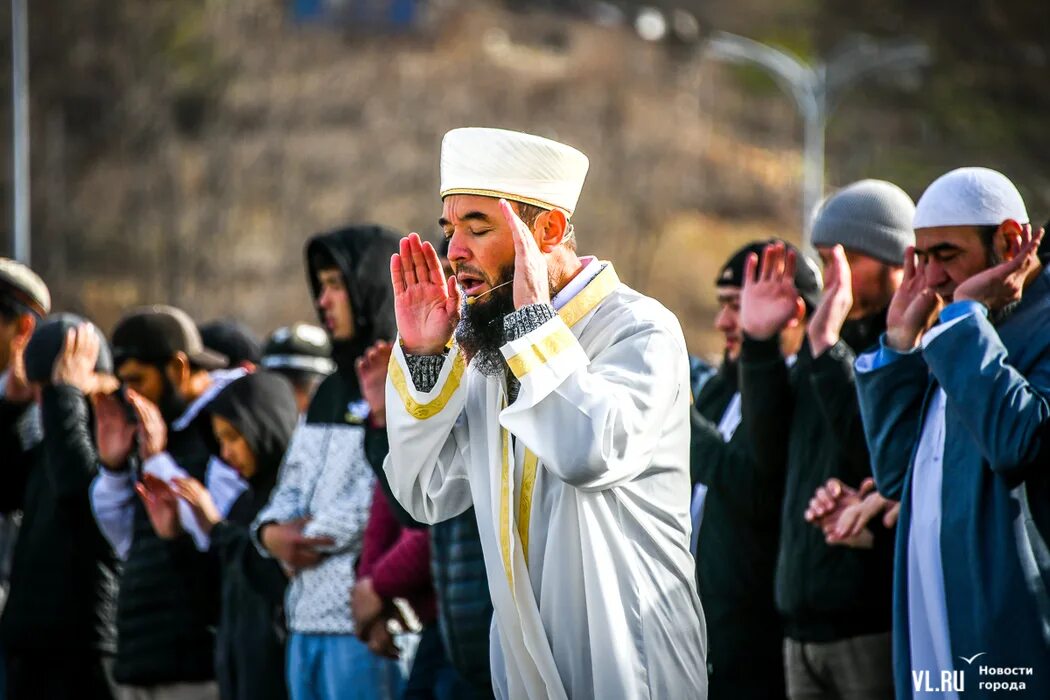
left=25, top=313, right=113, bottom=385
left=716, top=239, right=823, bottom=313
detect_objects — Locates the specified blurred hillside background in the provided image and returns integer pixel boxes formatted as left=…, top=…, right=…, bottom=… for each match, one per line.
left=1, top=0, right=1047, bottom=360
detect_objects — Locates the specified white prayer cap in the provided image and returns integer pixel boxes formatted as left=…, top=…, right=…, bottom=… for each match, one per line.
left=913, top=166, right=1029, bottom=229
left=440, top=127, right=590, bottom=215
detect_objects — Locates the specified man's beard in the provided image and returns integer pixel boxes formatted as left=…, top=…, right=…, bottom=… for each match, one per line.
left=158, top=374, right=190, bottom=425
left=455, top=265, right=517, bottom=377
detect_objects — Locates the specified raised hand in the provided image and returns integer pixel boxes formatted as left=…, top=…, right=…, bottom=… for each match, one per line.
left=171, top=476, right=222, bottom=534
left=52, top=324, right=119, bottom=396
left=127, top=390, right=167, bottom=461
left=94, top=392, right=136, bottom=470
left=136, top=473, right=182, bottom=539
left=954, top=225, right=1044, bottom=311
left=354, top=340, right=392, bottom=428
left=500, top=199, right=550, bottom=310
left=391, top=233, right=460, bottom=355
left=739, top=242, right=804, bottom=340
left=886, top=247, right=942, bottom=351
left=808, top=245, right=854, bottom=357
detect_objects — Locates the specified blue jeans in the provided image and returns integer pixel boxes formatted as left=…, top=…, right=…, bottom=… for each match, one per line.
left=286, top=633, right=404, bottom=700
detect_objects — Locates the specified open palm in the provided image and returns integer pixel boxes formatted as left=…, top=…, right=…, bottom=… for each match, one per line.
left=886, top=248, right=941, bottom=351
left=740, top=242, right=803, bottom=340
left=391, top=232, right=461, bottom=355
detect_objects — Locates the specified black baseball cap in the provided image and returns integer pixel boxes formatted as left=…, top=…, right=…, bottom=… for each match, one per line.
left=112, top=305, right=228, bottom=370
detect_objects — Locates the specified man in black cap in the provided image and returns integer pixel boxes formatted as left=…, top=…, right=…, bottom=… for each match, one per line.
left=738, top=241, right=894, bottom=699
left=260, top=323, right=335, bottom=415
left=690, top=239, right=817, bottom=700
left=0, top=316, right=121, bottom=699
left=89, top=305, right=228, bottom=698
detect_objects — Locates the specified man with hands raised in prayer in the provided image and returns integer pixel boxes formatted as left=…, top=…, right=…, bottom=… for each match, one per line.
left=855, top=167, right=1050, bottom=699
left=738, top=238, right=895, bottom=698
left=383, top=127, right=707, bottom=700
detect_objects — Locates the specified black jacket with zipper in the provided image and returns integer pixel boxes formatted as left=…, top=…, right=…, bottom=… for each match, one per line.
left=738, top=328, right=894, bottom=643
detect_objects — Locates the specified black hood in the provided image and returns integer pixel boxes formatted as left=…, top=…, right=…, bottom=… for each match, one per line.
left=209, top=371, right=298, bottom=501
left=304, top=224, right=402, bottom=379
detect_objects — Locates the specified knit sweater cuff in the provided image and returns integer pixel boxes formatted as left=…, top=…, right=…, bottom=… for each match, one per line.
left=503, top=303, right=557, bottom=342
left=404, top=353, right=447, bottom=393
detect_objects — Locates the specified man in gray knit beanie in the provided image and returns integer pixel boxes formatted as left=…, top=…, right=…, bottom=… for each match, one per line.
left=810, top=179, right=915, bottom=353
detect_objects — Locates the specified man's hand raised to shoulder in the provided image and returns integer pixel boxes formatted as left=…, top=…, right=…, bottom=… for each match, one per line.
left=739, top=242, right=804, bottom=341
left=391, top=233, right=461, bottom=355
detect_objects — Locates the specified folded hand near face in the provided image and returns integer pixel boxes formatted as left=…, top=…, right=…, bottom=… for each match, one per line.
left=954, top=225, right=1044, bottom=311
left=886, top=247, right=942, bottom=352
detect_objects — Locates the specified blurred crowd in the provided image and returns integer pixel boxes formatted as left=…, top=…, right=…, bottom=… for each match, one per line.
left=1, top=160, right=1049, bottom=700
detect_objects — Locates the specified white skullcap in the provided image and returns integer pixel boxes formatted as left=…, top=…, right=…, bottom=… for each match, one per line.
left=440, top=127, right=590, bottom=215
left=914, top=166, right=1028, bottom=229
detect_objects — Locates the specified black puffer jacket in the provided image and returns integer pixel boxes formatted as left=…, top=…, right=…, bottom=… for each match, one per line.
left=0, top=386, right=119, bottom=655
left=113, top=417, right=220, bottom=685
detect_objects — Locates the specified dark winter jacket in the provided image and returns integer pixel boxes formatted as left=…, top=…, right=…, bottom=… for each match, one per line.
left=738, top=331, right=894, bottom=643
left=690, top=361, right=784, bottom=698
left=113, top=415, right=220, bottom=685
left=0, top=387, right=119, bottom=655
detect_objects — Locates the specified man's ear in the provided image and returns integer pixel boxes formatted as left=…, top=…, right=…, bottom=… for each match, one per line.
left=998, top=219, right=1024, bottom=260
left=165, top=352, right=191, bottom=390
left=16, top=314, right=35, bottom=341
left=535, top=209, right=568, bottom=253
left=785, top=297, right=807, bottom=329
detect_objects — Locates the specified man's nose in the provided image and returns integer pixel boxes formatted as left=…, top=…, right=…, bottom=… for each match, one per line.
left=446, top=231, right=470, bottom=263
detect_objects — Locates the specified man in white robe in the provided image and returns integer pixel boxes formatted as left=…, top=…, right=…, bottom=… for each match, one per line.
left=382, top=127, right=707, bottom=699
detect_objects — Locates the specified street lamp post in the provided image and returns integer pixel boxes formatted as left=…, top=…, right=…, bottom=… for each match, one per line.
left=11, top=0, right=30, bottom=264
left=704, top=31, right=929, bottom=250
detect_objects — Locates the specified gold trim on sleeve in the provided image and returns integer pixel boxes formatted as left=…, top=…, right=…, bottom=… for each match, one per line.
left=518, top=449, right=539, bottom=564
left=388, top=352, right=466, bottom=420
left=505, top=325, right=577, bottom=379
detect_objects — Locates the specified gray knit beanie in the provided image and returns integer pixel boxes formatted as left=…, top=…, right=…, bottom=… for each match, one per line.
left=811, top=179, right=916, bottom=265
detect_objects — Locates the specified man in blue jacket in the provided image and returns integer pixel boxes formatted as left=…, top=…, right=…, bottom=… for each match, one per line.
left=855, top=167, right=1050, bottom=698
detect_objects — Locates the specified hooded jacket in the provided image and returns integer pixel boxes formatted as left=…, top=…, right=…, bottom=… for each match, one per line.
left=208, top=372, right=298, bottom=700
left=252, top=225, right=402, bottom=634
